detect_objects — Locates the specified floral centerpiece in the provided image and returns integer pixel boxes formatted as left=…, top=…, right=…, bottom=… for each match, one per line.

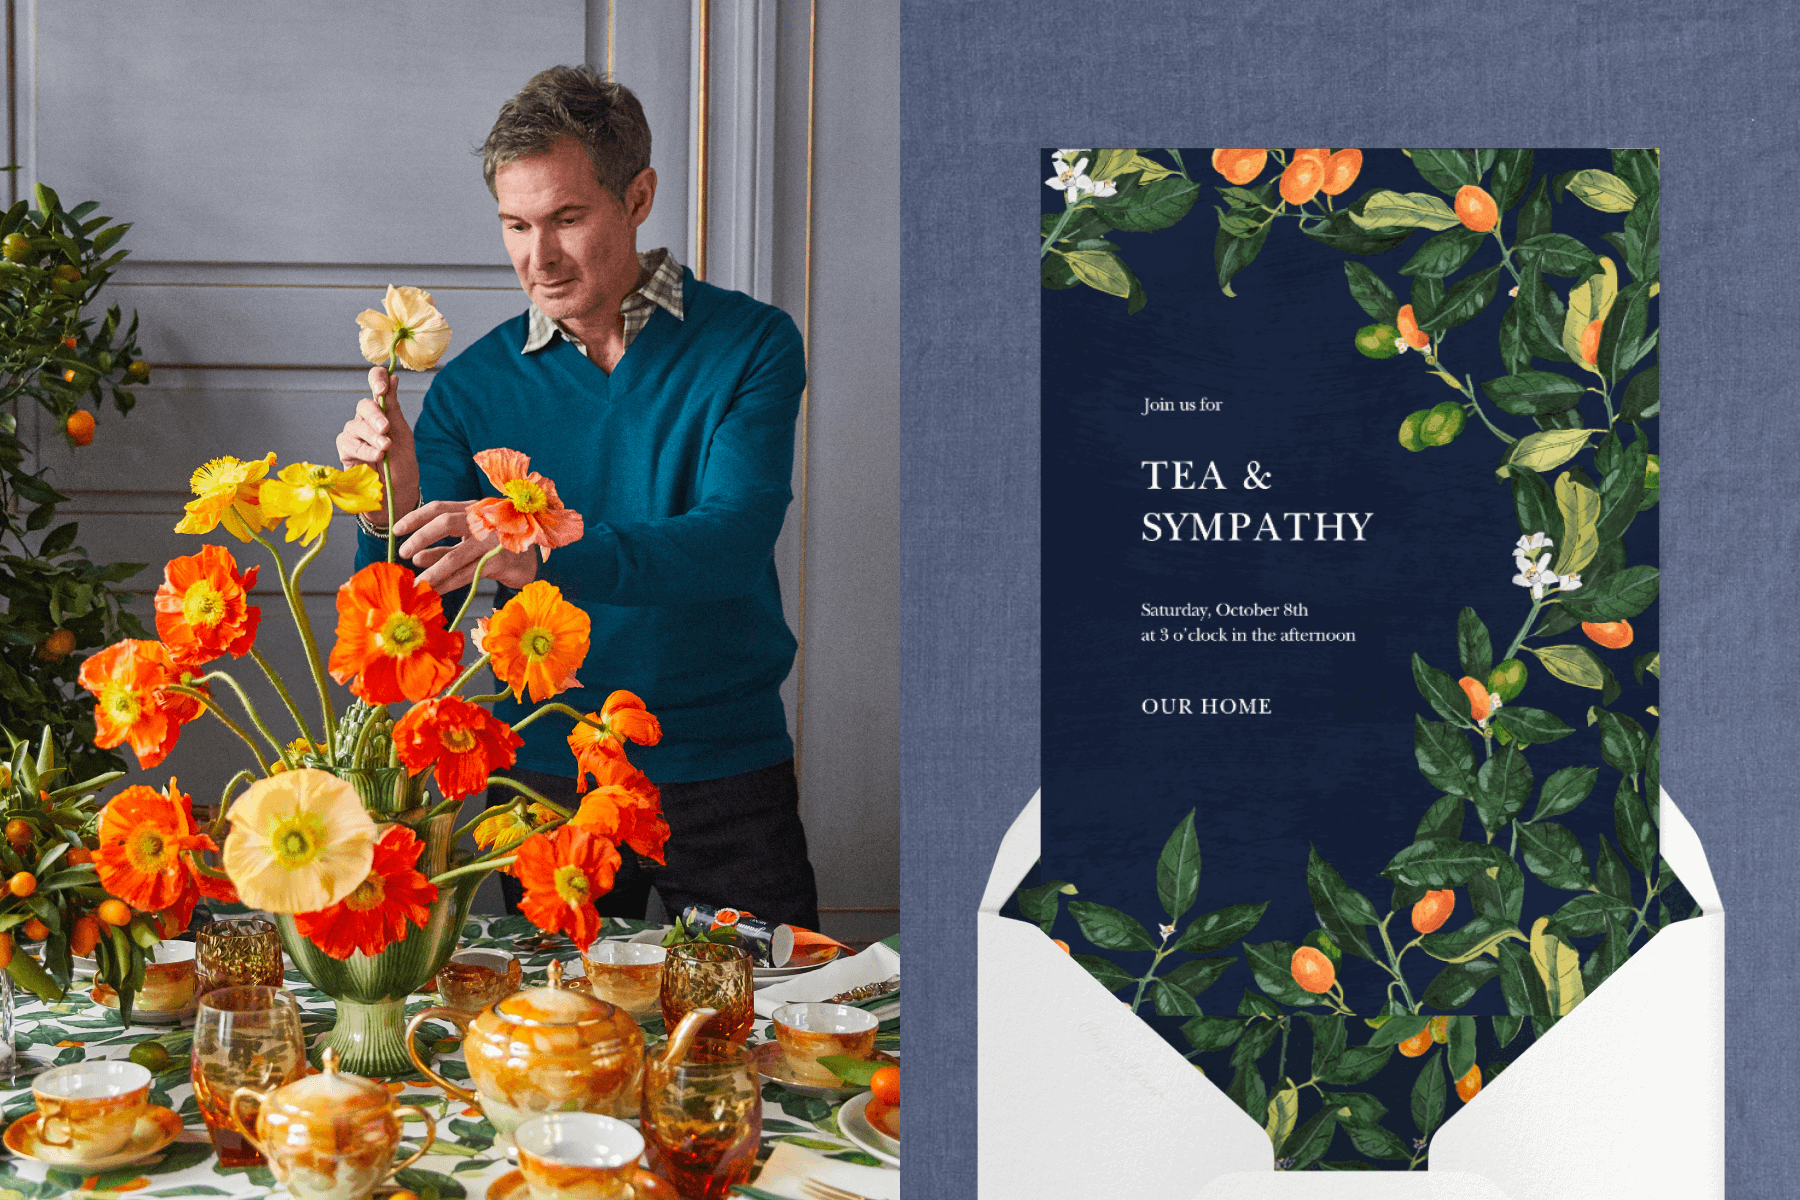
left=64, top=289, right=668, bottom=1072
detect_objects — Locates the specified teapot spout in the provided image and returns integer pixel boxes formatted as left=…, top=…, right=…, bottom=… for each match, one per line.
left=659, top=1008, right=718, bottom=1067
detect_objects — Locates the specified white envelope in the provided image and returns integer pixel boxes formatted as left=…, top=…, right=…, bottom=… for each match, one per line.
left=978, top=789, right=1722, bottom=1199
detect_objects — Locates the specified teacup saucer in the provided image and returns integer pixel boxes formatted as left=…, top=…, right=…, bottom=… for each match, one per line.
left=487, top=1167, right=679, bottom=1200
left=4, top=1104, right=184, bottom=1169
left=89, top=986, right=197, bottom=1024
left=752, top=1041, right=898, bottom=1100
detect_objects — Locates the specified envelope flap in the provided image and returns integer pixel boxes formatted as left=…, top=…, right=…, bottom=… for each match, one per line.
left=1660, top=787, right=1721, bottom=914
left=980, top=789, right=1041, bottom=913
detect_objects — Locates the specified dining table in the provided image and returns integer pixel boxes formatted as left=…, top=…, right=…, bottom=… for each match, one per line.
left=0, top=914, right=899, bottom=1199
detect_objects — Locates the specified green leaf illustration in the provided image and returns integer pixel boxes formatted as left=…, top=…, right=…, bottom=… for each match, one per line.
left=1552, top=472, right=1601, bottom=574
left=1414, top=716, right=1477, bottom=796
left=1349, top=190, right=1461, bottom=231
left=1323, top=1091, right=1389, bottom=1128
left=1266, top=1085, right=1300, bottom=1151
left=1366, top=1014, right=1432, bottom=1049
left=1287, top=1107, right=1339, bottom=1170
left=1232, top=1019, right=1282, bottom=1070
left=1093, top=175, right=1201, bottom=233
left=1420, top=915, right=1528, bottom=963
left=1412, top=1050, right=1447, bottom=1137
left=1067, top=901, right=1156, bottom=951
left=1343, top=1121, right=1413, bottom=1161
left=1597, top=709, right=1649, bottom=777
left=1072, top=953, right=1135, bottom=992
left=1407, top=149, right=1480, bottom=193
left=1562, top=258, right=1619, bottom=362
left=1497, top=939, right=1550, bottom=1018
left=1426, top=265, right=1503, bottom=332
left=1488, top=149, right=1534, bottom=211
left=1457, top=607, right=1493, bottom=680
left=1156, top=809, right=1202, bottom=921
left=1614, top=780, right=1657, bottom=873
left=1611, top=149, right=1659, bottom=198
left=1240, top=989, right=1284, bottom=1019
left=1343, top=261, right=1401, bottom=323
left=1597, top=435, right=1648, bottom=542
left=1526, top=643, right=1608, bottom=690
left=1216, top=220, right=1271, bottom=297
left=1064, top=249, right=1134, bottom=298
left=1492, top=1014, right=1524, bottom=1048
left=1400, top=227, right=1484, bottom=278
left=1468, top=855, right=1524, bottom=924
left=1583, top=913, right=1632, bottom=991
left=1595, top=835, right=1633, bottom=902
left=1546, top=892, right=1634, bottom=939
left=1172, top=901, right=1269, bottom=954
left=1472, top=742, right=1532, bottom=832
left=1181, top=1014, right=1246, bottom=1053
left=1559, top=564, right=1658, bottom=621
left=1607, top=188, right=1659, bottom=284
left=1446, top=1016, right=1479, bottom=1085
left=1530, top=917, right=1587, bottom=1015
left=1513, top=232, right=1598, bottom=279
left=1490, top=705, right=1576, bottom=745
left=1415, top=795, right=1465, bottom=841
left=1634, top=650, right=1661, bottom=684
left=1529, top=765, right=1599, bottom=821
left=1153, top=977, right=1203, bottom=1016
left=1015, top=878, right=1073, bottom=933
left=1566, top=168, right=1638, bottom=213
left=1497, top=297, right=1532, bottom=375
left=1517, top=176, right=1552, bottom=242
left=1319, top=1043, right=1395, bottom=1086
left=1482, top=369, right=1586, bottom=415
left=1306, top=847, right=1379, bottom=962
left=1510, top=466, right=1565, bottom=544
left=1505, top=428, right=1594, bottom=475
left=1517, top=821, right=1594, bottom=890
left=1515, top=266, right=1572, bottom=362
left=1382, top=838, right=1512, bottom=888
left=1413, top=653, right=1473, bottom=725
left=1165, top=956, right=1234, bottom=997
left=1087, top=148, right=1138, bottom=181
left=1422, top=959, right=1501, bottom=1008
left=1309, top=1013, right=1347, bottom=1077
left=1227, top=1062, right=1267, bottom=1120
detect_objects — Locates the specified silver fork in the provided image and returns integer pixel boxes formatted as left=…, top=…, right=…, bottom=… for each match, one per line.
left=801, top=1178, right=877, bottom=1200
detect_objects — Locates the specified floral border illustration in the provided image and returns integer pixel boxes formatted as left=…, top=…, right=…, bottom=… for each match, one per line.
left=1034, top=148, right=1676, bottom=1170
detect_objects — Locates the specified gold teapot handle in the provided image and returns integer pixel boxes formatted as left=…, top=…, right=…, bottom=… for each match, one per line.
left=383, top=1104, right=438, bottom=1182
left=403, top=1006, right=478, bottom=1104
left=228, top=1087, right=269, bottom=1156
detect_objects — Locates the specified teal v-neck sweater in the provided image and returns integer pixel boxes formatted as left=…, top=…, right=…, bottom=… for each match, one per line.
left=357, top=269, right=803, bottom=783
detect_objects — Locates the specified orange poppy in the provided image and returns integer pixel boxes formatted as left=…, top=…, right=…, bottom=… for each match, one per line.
left=464, top=449, right=585, bottom=559
left=293, top=824, right=438, bottom=960
left=515, top=825, right=620, bottom=950
left=572, top=754, right=668, bottom=864
left=154, top=545, right=261, bottom=668
left=483, top=580, right=589, bottom=703
left=77, top=641, right=196, bottom=769
left=567, top=689, right=661, bottom=789
left=328, top=562, right=465, bottom=704
left=393, top=696, right=523, bottom=799
left=93, top=779, right=214, bottom=923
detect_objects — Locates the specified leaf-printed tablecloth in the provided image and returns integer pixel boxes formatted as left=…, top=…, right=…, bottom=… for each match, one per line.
left=0, top=915, right=898, bottom=1198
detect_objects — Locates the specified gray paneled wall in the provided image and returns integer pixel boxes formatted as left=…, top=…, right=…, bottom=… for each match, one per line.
left=17, top=1, right=897, bottom=943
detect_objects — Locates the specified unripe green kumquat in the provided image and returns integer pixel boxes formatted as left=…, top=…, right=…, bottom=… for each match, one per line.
left=1399, top=411, right=1429, bottom=452
left=1356, top=323, right=1401, bottom=359
left=1420, top=402, right=1466, bottom=446
left=1488, top=659, right=1528, bottom=701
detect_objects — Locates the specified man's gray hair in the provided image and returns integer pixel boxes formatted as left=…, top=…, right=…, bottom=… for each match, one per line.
left=481, top=65, right=651, bottom=202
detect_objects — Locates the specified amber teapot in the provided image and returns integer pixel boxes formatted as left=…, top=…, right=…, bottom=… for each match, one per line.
left=405, top=960, right=646, bottom=1144
left=231, top=1048, right=436, bottom=1200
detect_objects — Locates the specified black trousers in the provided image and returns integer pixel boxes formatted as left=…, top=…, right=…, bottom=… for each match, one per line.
left=492, top=759, right=821, bottom=930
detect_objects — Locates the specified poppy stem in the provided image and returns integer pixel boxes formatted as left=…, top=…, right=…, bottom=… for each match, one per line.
left=428, top=856, right=516, bottom=887
left=442, top=652, right=494, bottom=701
left=165, top=685, right=272, bottom=777
left=449, top=546, right=504, bottom=634
left=248, top=646, right=316, bottom=746
left=284, top=532, right=340, bottom=745
left=481, top=774, right=573, bottom=819
left=192, top=670, right=288, bottom=758
left=215, top=770, right=256, bottom=838
left=507, top=701, right=604, bottom=736
left=383, top=352, right=399, bottom=565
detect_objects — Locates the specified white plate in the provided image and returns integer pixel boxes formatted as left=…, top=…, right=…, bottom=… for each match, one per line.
left=838, top=1092, right=899, bottom=1167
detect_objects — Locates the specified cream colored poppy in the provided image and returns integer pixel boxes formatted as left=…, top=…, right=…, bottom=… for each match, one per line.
left=260, top=462, right=383, bottom=544
left=356, top=285, right=452, bottom=371
left=223, top=768, right=376, bottom=912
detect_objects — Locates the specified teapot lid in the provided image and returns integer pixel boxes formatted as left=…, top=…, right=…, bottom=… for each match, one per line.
left=266, top=1048, right=389, bottom=1113
left=494, top=958, right=610, bottom=1025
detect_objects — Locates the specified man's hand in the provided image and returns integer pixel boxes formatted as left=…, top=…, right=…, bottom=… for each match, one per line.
left=395, top=500, right=540, bottom=595
left=336, top=366, right=421, bottom=530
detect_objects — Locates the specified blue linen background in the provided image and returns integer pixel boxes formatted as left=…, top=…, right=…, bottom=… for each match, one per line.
left=901, top=3, right=1797, bottom=1197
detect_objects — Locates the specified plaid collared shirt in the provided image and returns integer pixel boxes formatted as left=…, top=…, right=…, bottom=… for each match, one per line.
left=522, top=246, right=685, bottom=358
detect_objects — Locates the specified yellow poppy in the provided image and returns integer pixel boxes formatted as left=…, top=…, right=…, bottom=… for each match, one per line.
left=259, top=462, right=383, bottom=544
left=174, top=453, right=278, bottom=541
left=356, top=285, right=452, bottom=372
left=222, top=768, right=375, bottom=913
